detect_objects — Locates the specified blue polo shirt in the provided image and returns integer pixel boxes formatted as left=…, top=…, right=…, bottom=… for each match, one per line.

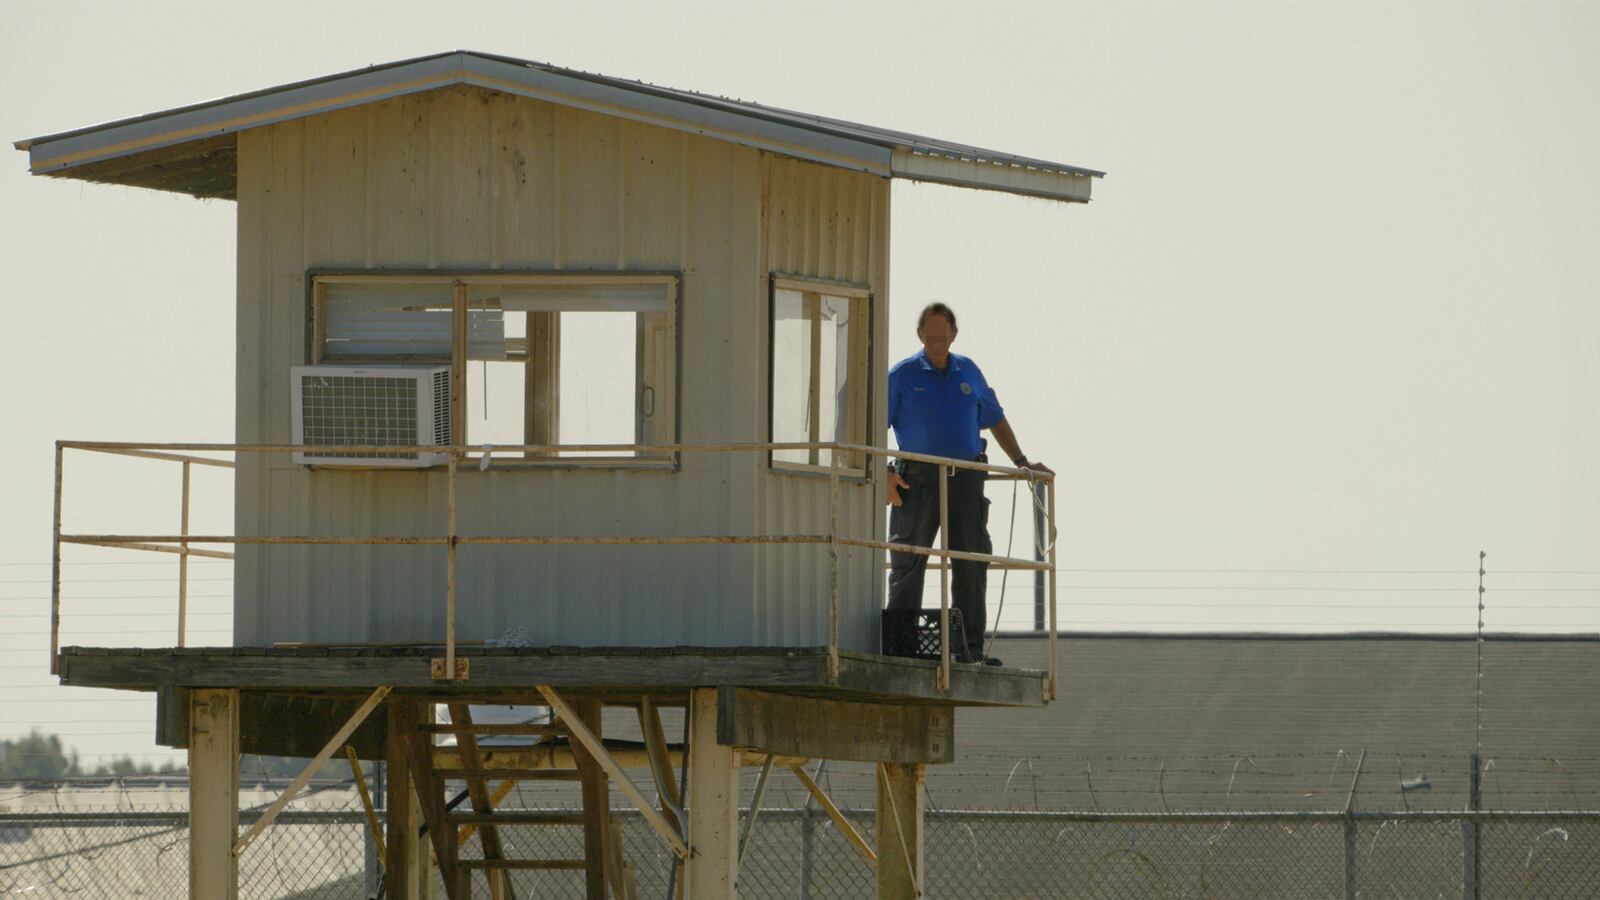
left=887, top=350, right=1006, bottom=461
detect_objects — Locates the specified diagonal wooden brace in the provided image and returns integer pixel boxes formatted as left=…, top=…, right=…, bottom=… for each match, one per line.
left=233, top=686, right=391, bottom=856
left=791, top=763, right=877, bottom=864
left=537, top=686, right=691, bottom=859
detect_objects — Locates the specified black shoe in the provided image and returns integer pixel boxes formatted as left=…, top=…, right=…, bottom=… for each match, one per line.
left=982, top=657, right=1003, bottom=667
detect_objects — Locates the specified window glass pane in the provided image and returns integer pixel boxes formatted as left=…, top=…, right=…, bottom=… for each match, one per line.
left=464, top=311, right=525, bottom=446
left=818, top=295, right=852, bottom=465
left=560, top=311, right=638, bottom=455
left=322, top=283, right=453, bottom=358
left=771, top=289, right=811, bottom=464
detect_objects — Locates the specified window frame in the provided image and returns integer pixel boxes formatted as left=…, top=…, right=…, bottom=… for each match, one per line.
left=766, top=274, right=874, bottom=480
left=307, top=270, right=681, bottom=469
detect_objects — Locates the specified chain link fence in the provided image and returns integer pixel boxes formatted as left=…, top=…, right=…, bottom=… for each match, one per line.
left=3, top=803, right=1597, bottom=898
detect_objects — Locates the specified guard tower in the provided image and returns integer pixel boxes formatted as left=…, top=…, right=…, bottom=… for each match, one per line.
left=19, top=52, right=1099, bottom=899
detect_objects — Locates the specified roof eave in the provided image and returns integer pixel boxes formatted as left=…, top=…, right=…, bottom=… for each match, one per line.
left=891, top=149, right=1095, bottom=203
left=17, top=51, right=893, bottom=191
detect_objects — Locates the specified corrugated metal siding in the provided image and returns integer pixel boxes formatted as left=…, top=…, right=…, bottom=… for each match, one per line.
left=754, top=157, right=890, bottom=652
left=236, top=85, right=807, bottom=647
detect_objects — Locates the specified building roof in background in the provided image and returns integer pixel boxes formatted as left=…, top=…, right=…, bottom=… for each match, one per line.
left=930, top=632, right=1600, bottom=812
left=14, top=50, right=1102, bottom=202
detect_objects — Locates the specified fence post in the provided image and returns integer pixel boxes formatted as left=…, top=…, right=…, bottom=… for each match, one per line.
left=1462, top=753, right=1482, bottom=900
left=799, top=801, right=816, bottom=900
left=1343, top=811, right=1358, bottom=900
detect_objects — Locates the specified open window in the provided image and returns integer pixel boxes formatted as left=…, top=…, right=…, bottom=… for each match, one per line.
left=312, top=273, right=677, bottom=464
left=769, top=276, right=870, bottom=476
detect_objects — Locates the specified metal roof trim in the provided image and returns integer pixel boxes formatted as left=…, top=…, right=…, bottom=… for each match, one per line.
left=16, top=50, right=1100, bottom=201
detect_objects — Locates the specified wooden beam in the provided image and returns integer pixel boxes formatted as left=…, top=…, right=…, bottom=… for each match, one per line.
left=403, top=704, right=465, bottom=900
left=447, top=704, right=515, bottom=900
left=57, top=647, right=1049, bottom=707
left=717, top=688, right=953, bottom=764
left=386, top=698, right=418, bottom=900
left=347, top=745, right=386, bottom=862
left=570, top=697, right=610, bottom=900
left=188, top=688, right=239, bottom=900
left=233, top=687, right=391, bottom=857
left=791, top=763, right=876, bottom=865
left=536, top=686, right=690, bottom=859
left=875, top=763, right=925, bottom=900
left=685, top=688, right=738, bottom=899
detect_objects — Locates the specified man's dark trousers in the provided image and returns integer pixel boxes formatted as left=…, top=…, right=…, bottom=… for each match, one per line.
left=886, top=462, right=991, bottom=661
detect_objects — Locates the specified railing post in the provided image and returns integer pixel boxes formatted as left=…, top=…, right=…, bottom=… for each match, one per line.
left=50, top=442, right=63, bottom=675
left=1046, top=478, right=1058, bottom=701
left=178, top=459, right=191, bottom=648
left=1032, top=479, right=1046, bottom=632
left=446, top=451, right=458, bottom=677
left=937, top=466, right=950, bottom=692
left=827, top=447, right=840, bottom=684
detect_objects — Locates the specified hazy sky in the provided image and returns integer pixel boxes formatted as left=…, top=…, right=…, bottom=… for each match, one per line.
left=2, top=1, right=1597, bottom=766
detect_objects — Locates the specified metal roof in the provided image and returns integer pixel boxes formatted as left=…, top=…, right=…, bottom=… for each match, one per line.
left=14, top=50, right=1102, bottom=202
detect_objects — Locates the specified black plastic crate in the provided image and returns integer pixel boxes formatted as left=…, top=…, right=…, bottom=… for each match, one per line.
left=882, top=607, right=968, bottom=660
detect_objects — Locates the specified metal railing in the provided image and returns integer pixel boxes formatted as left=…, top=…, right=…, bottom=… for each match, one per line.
left=50, top=440, right=1058, bottom=695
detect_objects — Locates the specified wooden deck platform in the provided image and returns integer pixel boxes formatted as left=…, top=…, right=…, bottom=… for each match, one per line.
left=57, top=645, right=1048, bottom=707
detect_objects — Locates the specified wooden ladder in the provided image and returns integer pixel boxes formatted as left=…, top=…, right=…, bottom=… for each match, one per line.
left=408, top=702, right=634, bottom=900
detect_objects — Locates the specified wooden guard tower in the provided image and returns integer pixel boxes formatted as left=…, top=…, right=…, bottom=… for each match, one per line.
left=18, top=52, right=1100, bottom=899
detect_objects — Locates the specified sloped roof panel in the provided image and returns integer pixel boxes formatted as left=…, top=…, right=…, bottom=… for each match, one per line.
left=15, top=51, right=1101, bottom=202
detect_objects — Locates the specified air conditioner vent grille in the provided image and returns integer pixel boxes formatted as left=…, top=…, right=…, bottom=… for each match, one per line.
left=431, top=369, right=452, bottom=447
left=300, top=375, right=421, bottom=460
left=291, top=365, right=450, bottom=467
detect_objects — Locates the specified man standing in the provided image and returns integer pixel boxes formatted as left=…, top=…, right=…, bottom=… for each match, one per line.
left=886, top=303, right=1053, bottom=666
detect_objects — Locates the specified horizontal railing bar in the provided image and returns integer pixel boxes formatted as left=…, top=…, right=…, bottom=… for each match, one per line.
left=83, top=447, right=236, bottom=469
left=837, top=442, right=1047, bottom=479
left=63, top=533, right=1037, bottom=567
left=840, top=537, right=1048, bottom=570
left=71, top=539, right=236, bottom=561
left=63, top=535, right=449, bottom=546
left=459, top=535, right=828, bottom=546
left=58, top=439, right=1054, bottom=481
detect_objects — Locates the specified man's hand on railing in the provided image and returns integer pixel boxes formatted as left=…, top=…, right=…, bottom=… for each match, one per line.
left=886, top=468, right=911, bottom=507
left=1022, top=460, right=1055, bottom=477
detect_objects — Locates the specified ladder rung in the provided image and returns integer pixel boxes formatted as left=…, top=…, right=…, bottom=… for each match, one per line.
left=421, top=723, right=567, bottom=735
left=447, top=811, right=586, bottom=826
left=433, top=768, right=581, bottom=781
left=462, top=858, right=587, bottom=870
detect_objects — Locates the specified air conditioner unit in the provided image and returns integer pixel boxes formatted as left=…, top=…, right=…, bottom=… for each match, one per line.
left=291, top=365, right=452, bottom=467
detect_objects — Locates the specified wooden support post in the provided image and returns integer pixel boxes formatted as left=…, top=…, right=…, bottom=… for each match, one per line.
left=685, top=687, right=738, bottom=899
left=876, top=763, right=925, bottom=899
left=570, top=697, right=610, bottom=900
left=188, top=688, right=239, bottom=900
left=404, top=703, right=463, bottom=900
left=386, top=701, right=417, bottom=900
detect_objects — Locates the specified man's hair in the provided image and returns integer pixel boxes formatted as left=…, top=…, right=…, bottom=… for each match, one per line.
left=917, top=302, right=958, bottom=333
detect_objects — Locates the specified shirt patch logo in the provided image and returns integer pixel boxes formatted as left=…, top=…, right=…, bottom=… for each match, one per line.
left=960, top=382, right=973, bottom=395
